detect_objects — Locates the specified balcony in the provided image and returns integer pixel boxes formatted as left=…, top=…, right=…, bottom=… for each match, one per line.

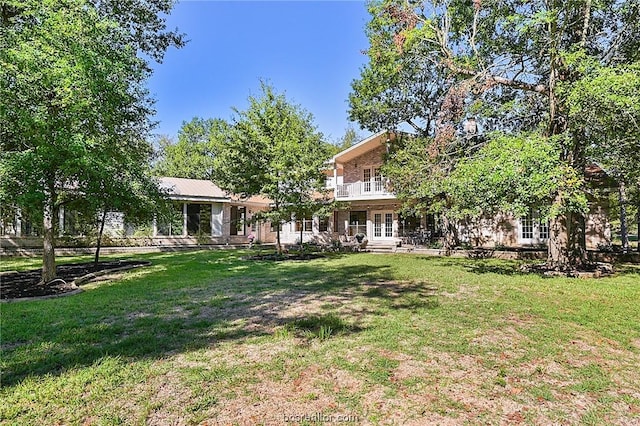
left=335, top=180, right=395, bottom=200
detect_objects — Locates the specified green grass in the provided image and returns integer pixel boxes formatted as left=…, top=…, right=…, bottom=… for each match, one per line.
left=1, top=250, right=639, bottom=424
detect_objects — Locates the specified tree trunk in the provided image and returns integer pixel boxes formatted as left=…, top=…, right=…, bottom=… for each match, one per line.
left=441, top=213, right=458, bottom=253
left=276, top=223, right=282, bottom=255
left=637, top=208, right=639, bottom=254
left=547, top=193, right=587, bottom=270
left=618, top=181, right=629, bottom=253
left=299, top=222, right=303, bottom=252
left=94, top=208, right=107, bottom=268
left=42, top=191, right=57, bottom=283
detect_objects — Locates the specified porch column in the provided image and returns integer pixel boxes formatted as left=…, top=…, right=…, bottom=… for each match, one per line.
left=393, top=214, right=399, bottom=238
left=58, top=206, right=65, bottom=236
left=182, top=202, right=188, bottom=237
left=15, top=208, right=22, bottom=237
left=152, top=214, right=158, bottom=237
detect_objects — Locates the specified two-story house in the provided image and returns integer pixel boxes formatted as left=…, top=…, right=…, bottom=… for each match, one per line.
left=1, top=132, right=612, bottom=251
left=277, top=131, right=407, bottom=246
left=326, top=132, right=406, bottom=246
left=285, top=130, right=611, bottom=249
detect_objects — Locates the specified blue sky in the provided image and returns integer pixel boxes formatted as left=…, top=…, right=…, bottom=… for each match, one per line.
left=148, top=0, right=372, bottom=144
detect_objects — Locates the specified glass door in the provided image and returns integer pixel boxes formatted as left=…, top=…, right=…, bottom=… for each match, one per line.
left=374, top=213, right=382, bottom=238
left=372, top=210, right=394, bottom=240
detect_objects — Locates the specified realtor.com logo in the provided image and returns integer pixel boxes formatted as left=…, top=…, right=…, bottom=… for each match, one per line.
left=283, top=412, right=359, bottom=424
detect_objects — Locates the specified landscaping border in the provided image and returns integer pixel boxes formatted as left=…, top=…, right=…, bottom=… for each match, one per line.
left=1, top=261, right=152, bottom=303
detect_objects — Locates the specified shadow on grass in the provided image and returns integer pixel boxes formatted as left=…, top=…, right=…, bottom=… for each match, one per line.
left=414, top=256, right=526, bottom=276
left=415, top=254, right=640, bottom=278
left=2, top=250, right=434, bottom=387
left=612, top=262, right=640, bottom=277
left=362, top=280, right=440, bottom=310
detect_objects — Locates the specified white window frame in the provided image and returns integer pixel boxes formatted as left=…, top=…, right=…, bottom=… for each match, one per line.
left=294, top=217, right=313, bottom=233
left=518, top=212, right=549, bottom=245
left=363, top=166, right=383, bottom=193
left=363, top=168, right=372, bottom=192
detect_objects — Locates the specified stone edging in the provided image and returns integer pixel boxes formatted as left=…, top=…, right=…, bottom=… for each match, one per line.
left=1, top=261, right=152, bottom=303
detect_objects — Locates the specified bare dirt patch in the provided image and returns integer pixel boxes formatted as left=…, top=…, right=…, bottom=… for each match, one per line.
left=145, top=370, right=193, bottom=426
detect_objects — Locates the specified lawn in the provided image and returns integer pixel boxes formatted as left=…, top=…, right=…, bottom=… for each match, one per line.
left=1, top=250, right=639, bottom=425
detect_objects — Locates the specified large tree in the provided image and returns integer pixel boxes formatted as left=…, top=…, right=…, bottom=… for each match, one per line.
left=210, top=82, right=332, bottom=254
left=154, top=117, right=229, bottom=179
left=566, top=61, right=640, bottom=253
left=0, top=0, right=184, bottom=282
left=350, top=0, right=640, bottom=269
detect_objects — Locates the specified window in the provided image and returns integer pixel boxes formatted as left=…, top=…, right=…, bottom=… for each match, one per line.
left=199, top=204, right=212, bottom=235
left=363, top=167, right=383, bottom=192
left=157, top=203, right=184, bottom=236
left=349, top=211, right=367, bottom=236
left=520, top=215, right=534, bottom=239
left=363, top=167, right=383, bottom=193
left=186, top=203, right=212, bottom=236
left=270, top=221, right=281, bottom=232
left=374, top=168, right=383, bottom=191
left=519, top=212, right=549, bottom=243
left=318, top=217, right=329, bottom=232
left=538, top=221, right=549, bottom=239
left=363, top=168, right=371, bottom=192
left=295, top=217, right=313, bottom=232
left=398, top=213, right=420, bottom=236
left=230, top=206, right=246, bottom=236
left=385, top=213, right=393, bottom=237
left=62, top=209, right=85, bottom=236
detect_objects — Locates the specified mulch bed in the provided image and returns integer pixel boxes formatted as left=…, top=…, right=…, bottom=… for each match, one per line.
left=1, top=260, right=150, bottom=300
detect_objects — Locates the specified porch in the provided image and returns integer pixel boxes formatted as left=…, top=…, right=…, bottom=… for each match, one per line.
left=335, top=181, right=395, bottom=200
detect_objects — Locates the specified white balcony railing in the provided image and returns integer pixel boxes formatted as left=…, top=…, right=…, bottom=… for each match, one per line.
left=335, top=180, right=394, bottom=199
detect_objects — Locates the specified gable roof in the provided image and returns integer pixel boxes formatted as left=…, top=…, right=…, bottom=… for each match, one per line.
left=328, top=131, right=391, bottom=166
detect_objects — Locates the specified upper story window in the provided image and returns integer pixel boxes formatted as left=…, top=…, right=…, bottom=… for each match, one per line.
left=363, top=167, right=381, bottom=192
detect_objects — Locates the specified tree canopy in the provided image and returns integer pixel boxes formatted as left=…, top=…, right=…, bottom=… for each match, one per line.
left=210, top=82, right=332, bottom=253
left=154, top=117, right=229, bottom=180
left=350, top=0, right=640, bottom=268
left=0, top=0, right=184, bottom=281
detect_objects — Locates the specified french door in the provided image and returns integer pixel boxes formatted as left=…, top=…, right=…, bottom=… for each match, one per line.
left=372, top=211, right=394, bottom=240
